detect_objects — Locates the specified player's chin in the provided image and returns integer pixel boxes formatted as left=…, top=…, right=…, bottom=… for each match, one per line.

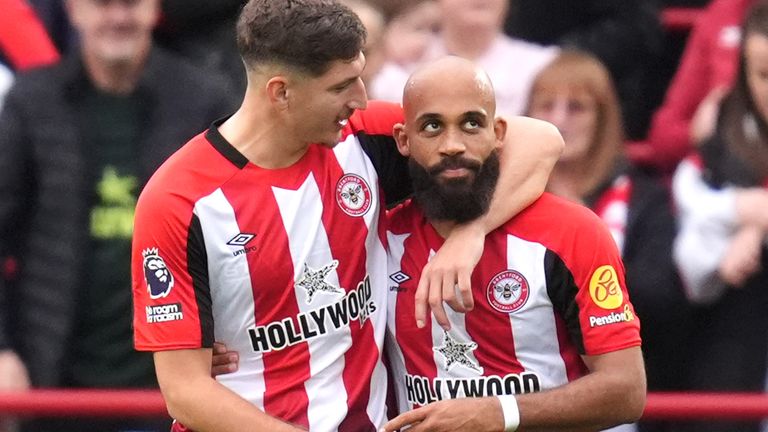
left=318, top=130, right=344, bottom=148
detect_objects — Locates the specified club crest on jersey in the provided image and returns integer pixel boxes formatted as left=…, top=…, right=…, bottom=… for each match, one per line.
left=336, top=174, right=372, bottom=217
left=142, top=248, right=174, bottom=299
left=487, top=270, right=529, bottom=313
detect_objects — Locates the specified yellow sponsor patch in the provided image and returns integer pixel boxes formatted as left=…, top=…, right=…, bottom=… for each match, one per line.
left=589, top=265, right=623, bottom=309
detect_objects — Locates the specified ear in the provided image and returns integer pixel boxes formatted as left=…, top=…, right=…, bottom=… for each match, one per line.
left=265, top=76, right=290, bottom=110
left=493, top=117, right=508, bottom=150
left=393, top=123, right=410, bottom=157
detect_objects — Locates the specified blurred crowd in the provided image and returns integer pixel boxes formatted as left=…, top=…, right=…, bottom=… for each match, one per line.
left=0, top=0, right=767, bottom=432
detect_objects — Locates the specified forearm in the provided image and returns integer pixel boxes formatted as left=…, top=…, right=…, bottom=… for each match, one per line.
left=475, top=117, right=562, bottom=234
left=162, top=375, right=301, bottom=432
left=155, top=349, right=303, bottom=432
left=515, top=349, right=646, bottom=431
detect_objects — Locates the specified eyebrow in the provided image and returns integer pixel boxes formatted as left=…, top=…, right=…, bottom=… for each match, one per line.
left=415, top=110, right=487, bottom=123
left=327, top=77, right=357, bottom=91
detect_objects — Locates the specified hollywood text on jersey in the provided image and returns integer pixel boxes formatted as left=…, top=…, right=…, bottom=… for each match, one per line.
left=248, top=275, right=377, bottom=353
left=404, top=372, right=541, bottom=407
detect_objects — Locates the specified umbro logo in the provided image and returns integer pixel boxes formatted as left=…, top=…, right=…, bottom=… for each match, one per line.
left=227, top=233, right=255, bottom=247
left=389, top=271, right=410, bottom=284
left=228, top=233, right=257, bottom=257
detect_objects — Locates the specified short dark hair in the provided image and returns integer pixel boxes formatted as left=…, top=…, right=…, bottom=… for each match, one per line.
left=236, top=0, right=367, bottom=76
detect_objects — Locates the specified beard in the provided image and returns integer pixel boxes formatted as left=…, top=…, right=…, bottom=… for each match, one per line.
left=408, top=150, right=500, bottom=223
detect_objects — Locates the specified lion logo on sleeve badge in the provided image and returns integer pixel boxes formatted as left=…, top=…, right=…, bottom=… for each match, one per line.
left=143, top=248, right=174, bottom=299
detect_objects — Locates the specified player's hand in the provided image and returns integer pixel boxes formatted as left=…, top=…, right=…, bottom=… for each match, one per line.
left=210, top=342, right=239, bottom=377
left=380, top=397, right=503, bottom=432
left=719, top=225, right=765, bottom=287
left=690, top=86, right=728, bottom=146
left=415, top=223, right=484, bottom=330
left=0, top=350, right=29, bottom=391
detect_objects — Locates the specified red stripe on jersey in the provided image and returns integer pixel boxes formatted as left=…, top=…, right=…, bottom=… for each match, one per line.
left=314, top=150, right=377, bottom=432
left=395, top=231, right=440, bottom=381
left=220, top=168, right=311, bottom=427
left=464, top=233, right=525, bottom=376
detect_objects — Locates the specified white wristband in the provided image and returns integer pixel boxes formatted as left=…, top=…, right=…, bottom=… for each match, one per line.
left=497, top=395, right=520, bottom=432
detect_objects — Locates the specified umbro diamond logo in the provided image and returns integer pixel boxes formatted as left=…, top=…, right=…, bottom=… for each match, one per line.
left=227, top=233, right=255, bottom=247
left=389, top=271, right=410, bottom=284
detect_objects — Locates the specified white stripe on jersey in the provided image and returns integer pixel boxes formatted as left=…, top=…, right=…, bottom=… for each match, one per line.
left=194, top=189, right=267, bottom=408
left=505, top=236, right=568, bottom=389
left=273, top=174, right=350, bottom=431
left=336, top=132, right=390, bottom=428
left=386, top=231, right=413, bottom=414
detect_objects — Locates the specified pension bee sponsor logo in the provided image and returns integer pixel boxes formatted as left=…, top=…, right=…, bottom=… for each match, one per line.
left=589, top=304, right=635, bottom=328
left=589, top=265, right=623, bottom=309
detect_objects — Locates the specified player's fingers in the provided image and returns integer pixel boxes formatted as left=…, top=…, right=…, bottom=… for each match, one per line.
left=458, top=270, right=474, bottom=311
left=212, top=341, right=228, bottom=354
left=415, top=267, right=431, bottom=328
left=442, top=271, right=465, bottom=314
left=430, top=273, right=451, bottom=331
left=380, top=407, right=427, bottom=432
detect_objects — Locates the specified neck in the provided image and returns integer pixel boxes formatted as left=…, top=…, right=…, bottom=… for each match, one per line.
left=429, top=219, right=458, bottom=239
left=441, top=24, right=497, bottom=60
left=82, top=45, right=149, bottom=95
left=218, top=86, right=310, bottom=169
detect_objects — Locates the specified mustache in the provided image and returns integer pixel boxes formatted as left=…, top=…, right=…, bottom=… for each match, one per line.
left=427, top=156, right=482, bottom=176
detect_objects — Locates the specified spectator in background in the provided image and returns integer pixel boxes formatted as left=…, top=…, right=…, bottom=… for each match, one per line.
left=154, top=0, right=246, bottom=95
left=371, top=0, right=557, bottom=117
left=504, top=0, right=663, bottom=141
left=0, top=0, right=234, bottom=430
left=526, top=50, right=693, bottom=432
left=672, top=2, right=768, bottom=431
left=645, top=0, right=755, bottom=173
left=340, top=0, right=387, bottom=88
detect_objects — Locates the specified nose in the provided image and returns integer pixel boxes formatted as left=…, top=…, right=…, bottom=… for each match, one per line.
left=545, top=99, right=569, bottom=130
left=439, top=128, right=466, bottom=155
left=348, top=78, right=368, bottom=111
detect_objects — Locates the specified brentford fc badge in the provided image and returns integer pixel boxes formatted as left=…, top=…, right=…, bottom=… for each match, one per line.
left=487, top=270, right=530, bottom=313
left=336, top=174, right=372, bottom=217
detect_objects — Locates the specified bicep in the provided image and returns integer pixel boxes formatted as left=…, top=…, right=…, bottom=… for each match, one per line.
left=154, top=348, right=213, bottom=389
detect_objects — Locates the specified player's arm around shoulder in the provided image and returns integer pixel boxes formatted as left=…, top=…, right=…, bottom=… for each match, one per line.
left=155, top=349, right=305, bottom=432
left=413, top=117, right=564, bottom=330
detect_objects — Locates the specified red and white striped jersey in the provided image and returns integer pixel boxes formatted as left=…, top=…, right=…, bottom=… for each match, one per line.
left=132, top=102, right=407, bottom=431
left=385, top=193, right=641, bottom=412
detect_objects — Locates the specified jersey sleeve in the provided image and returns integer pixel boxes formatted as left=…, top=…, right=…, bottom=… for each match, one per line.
left=542, top=206, right=641, bottom=356
left=132, top=180, right=213, bottom=351
left=349, top=100, right=412, bottom=207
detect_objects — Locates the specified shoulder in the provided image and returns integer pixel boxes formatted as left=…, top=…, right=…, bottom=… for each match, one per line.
left=138, top=130, right=237, bottom=217
left=505, top=193, right=616, bottom=256
left=386, top=198, right=422, bottom=234
left=346, top=100, right=404, bottom=137
left=6, top=60, right=67, bottom=96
